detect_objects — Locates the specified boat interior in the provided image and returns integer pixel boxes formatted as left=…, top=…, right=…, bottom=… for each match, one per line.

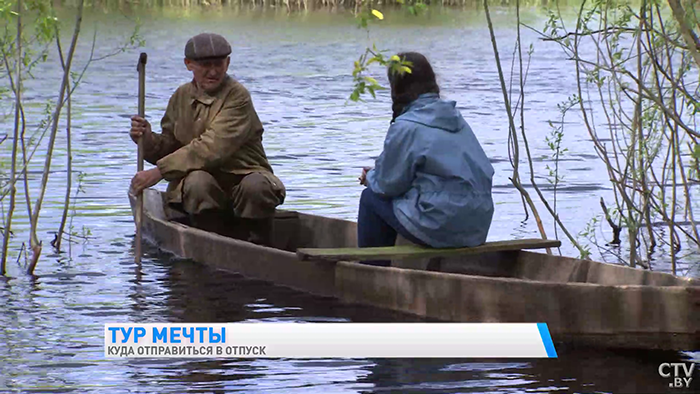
left=149, top=190, right=699, bottom=289
left=276, top=210, right=698, bottom=288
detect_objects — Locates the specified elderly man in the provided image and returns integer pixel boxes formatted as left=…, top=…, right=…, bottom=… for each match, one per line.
left=130, top=33, right=285, bottom=245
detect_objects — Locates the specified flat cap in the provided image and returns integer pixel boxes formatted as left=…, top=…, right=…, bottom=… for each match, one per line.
left=184, top=33, right=232, bottom=61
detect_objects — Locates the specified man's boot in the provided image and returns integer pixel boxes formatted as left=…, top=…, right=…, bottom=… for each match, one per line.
left=244, top=217, right=274, bottom=247
left=191, top=210, right=224, bottom=234
left=191, top=210, right=247, bottom=240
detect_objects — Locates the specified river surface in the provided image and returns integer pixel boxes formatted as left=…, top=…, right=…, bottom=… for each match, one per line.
left=0, top=5, right=698, bottom=393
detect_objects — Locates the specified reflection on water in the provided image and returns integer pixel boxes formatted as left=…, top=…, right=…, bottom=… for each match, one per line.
left=2, top=245, right=696, bottom=393
left=0, top=6, right=698, bottom=394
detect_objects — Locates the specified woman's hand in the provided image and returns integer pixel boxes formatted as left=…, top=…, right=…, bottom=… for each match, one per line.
left=358, top=167, right=372, bottom=186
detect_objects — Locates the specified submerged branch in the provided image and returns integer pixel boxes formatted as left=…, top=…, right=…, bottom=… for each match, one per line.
left=483, top=0, right=552, bottom=253
left=600, top=197, right=622, bottom=245
left=1, top=0, right=22, bottom=275
left=28, top=0, right=85, bottom=275
left=53, top=22, right=73, bottom=253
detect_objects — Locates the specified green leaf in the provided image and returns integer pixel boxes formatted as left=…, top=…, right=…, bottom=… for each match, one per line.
left=368, top=86, right=376, bottom=98
left=692, top=143, right=700, bottom=160
left=366, top=56, right=382, bottom=66
left=358, top=17, right=368, bottom=29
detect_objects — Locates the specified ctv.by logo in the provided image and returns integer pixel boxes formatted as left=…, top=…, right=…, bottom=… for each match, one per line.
left=658, top=362, right=696, bottom=389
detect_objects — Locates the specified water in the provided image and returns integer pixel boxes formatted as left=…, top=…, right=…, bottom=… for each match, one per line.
left=0, top=5, right=697, bottom=393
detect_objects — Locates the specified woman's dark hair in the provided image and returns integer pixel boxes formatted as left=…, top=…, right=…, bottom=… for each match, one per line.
left=388, top=52, right=440, bottom=122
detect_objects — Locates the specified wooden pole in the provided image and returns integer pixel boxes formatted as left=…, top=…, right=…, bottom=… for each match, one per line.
left=135, top=52, right=147, bottom=264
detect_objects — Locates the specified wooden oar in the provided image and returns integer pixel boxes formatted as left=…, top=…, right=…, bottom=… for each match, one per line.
left=135, top=52, right=147, bottom=264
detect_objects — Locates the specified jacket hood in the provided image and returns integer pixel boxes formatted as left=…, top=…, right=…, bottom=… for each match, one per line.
left=397, top=93, right=462, bottom=133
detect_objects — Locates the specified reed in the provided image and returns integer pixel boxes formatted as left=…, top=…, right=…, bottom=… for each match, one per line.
left=0, top=0, right=143, bottom=275
left=527, top=0, right=699, bottom=272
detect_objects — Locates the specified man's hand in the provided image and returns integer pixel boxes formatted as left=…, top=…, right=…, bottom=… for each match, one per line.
left=131, top=167, right=162, bottom=194
left=130, top=115, right=152, bottom=144
left=359, top=166, right=372, bottom=186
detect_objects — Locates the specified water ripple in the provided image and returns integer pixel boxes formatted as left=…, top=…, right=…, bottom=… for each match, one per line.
left=0, top=7, right=696, bottom=394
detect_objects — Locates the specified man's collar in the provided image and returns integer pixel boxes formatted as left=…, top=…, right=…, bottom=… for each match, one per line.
left=188, top=75, right=230, bottom=105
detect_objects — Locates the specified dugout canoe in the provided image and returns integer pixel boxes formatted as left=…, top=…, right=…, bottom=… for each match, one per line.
left=130, top=188, right=699, bottom=351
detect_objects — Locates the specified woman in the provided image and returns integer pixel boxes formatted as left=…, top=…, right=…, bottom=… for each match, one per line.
left=358, top=52, right=494, bottom=265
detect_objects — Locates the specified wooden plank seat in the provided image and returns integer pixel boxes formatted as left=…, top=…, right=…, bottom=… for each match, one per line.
left=297, top=238, right=561, bottom=262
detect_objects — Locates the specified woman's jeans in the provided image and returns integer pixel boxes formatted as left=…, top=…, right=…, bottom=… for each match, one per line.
left=357, top=188, right=427, bottom=266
